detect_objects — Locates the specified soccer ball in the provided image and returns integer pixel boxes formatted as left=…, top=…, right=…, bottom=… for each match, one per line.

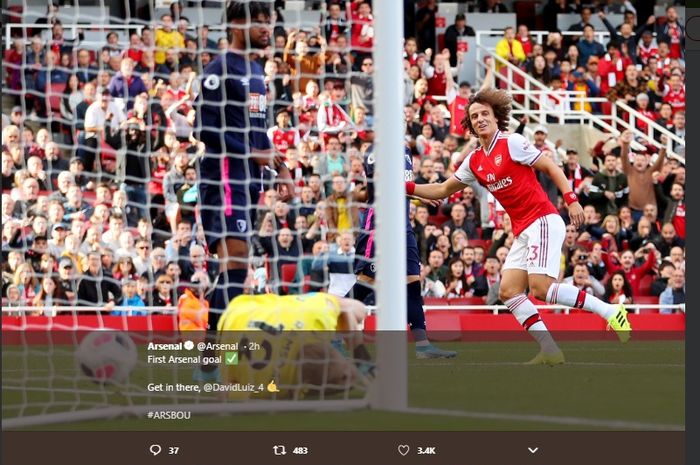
left=75, top=331, right=138, bottom=385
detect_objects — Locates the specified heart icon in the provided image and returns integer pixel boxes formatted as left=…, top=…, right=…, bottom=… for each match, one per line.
left=398, top=445, right=410, bottom=456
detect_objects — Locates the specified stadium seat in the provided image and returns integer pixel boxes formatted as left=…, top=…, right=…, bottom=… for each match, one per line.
left=425, top=312, right=462, bottom=340
left=6, top=5, right=22, bottom=22
left=514, top=1, right=537, bottom=29
left=579, top=240, right=593, bottom=251
left=635, top=295, right=660, bottom=313
left=468, top=239, right=491, bottom=250
left=423, top=297, right=448, bottom=307
left=83, top=190, right=96, bottom=204
left=637, top=275, right=654, bottom=297
left=449, top=296, right=487, bottom=305
left=447, top=296, right=490, bottom=313
left=99, top=140, right=116, bottom=166
left=498, top=67, right=526, bottom=104
left=527, top=295, right=556, bottom=313
left=46, top=82, right=64, bottom=119
left=280, top=263, right=298, bottom=294
left=428, top=212, right=449, bottom=227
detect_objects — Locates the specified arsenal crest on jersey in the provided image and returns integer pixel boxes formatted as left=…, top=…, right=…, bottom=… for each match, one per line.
left=495, top=154, right=503, bottom=166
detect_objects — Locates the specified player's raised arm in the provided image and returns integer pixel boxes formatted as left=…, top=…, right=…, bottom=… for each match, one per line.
left=408, top=167, right=470, bottom=200
left=532, top=153, right=585, bottom=227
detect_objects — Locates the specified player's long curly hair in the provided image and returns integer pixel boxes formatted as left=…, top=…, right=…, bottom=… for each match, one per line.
left=461, top=88, right=512, bottom=134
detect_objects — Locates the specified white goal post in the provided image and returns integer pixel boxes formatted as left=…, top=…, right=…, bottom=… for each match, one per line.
left=370, top=0, right=408, bottom=412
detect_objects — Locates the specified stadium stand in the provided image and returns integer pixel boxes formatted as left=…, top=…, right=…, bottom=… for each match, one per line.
left=0, top=0, right=685, bottom=317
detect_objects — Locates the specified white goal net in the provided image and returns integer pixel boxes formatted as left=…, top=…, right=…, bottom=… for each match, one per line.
left=2, top=0, right=408, bottom=428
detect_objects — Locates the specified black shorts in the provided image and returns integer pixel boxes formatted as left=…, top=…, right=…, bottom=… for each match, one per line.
left=354, top=229, right=421, bottom=278
left=198, top=180, right=259, bottom=251
left=198, top=153, right=266, bottom=250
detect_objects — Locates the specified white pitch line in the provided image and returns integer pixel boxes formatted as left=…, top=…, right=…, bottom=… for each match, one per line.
left=539, top=346, right=683, bottom=352
left=402, top=407, right=684, bottom=431
left=409, top=361, right=685, bottom=368
left=416, top=346, right=684, bottom=352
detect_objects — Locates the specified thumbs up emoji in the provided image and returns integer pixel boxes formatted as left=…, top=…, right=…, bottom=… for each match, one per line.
left=267, top=380, right=280, bottom=393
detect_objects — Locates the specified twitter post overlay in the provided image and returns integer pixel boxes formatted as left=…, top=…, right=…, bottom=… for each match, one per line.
left=2, top=329, right=683, bottom=433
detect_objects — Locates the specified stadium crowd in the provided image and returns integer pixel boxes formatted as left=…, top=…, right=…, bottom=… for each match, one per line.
left=1, top=0, right=685, bottom=314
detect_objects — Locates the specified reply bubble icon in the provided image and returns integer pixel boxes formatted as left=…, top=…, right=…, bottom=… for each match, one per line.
left=149, top=444, right=162, bottom=456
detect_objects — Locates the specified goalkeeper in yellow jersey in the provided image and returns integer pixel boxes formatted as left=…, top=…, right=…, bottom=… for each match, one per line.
left=217, top=293, right=371, bottom=399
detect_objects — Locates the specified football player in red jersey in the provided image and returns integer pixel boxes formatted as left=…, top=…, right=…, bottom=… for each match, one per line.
left=408, top=89, right=632, bottom=365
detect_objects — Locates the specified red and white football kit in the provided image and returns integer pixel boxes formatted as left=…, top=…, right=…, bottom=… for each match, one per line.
left=636, top=42, right=658, bottom=65
left=663, top=85, right=686, bottom=114
left=427, top=68, right=447, bottom=99
left=448, top=94, right=469, bottom=137
left=267, top=126, right=300, bottom=156
left=454, top=130, right=565, bottom=278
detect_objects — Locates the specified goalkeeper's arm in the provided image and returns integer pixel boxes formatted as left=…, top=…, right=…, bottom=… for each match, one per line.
left=300, top=297, right=371, bottom=391
left=335, top=297, right=368, bottom=332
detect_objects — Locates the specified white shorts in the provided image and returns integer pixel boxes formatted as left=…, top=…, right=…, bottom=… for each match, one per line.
left=503, top=214, right=565, bottom=279
left=328, top=273, right=357, bottom=297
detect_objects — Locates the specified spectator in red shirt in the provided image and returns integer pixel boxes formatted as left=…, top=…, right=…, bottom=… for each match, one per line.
left=324, top=2, right=347, bottom=43
left=424, top=51, right=451, bottom=100
left=447, top=82, right=470, bottom=138
left=349, top=0, right=374, bottom=61
left=556, top=59, right=574, bottom=89
left=403, top=37, right=419, bottom=66
left=662, top=73, right=685, bottom=115
left=656, top=41, right=672, bottom=76
left=4, top=39, right=24, bottom=93
left=267, top=109, right=300, bottom=157
left=125, top=32, right=144, bottom=65
left=598, top=41, right=632, bottom=96
left=516, top=24, right=534, bottom=58
left=603, top=247, right=658, bottom=297
left=637, top=30, right=658, bottom=66
left=317, top=86, right=353, bottom=144
left=655, top=6, right=684, bottom=60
